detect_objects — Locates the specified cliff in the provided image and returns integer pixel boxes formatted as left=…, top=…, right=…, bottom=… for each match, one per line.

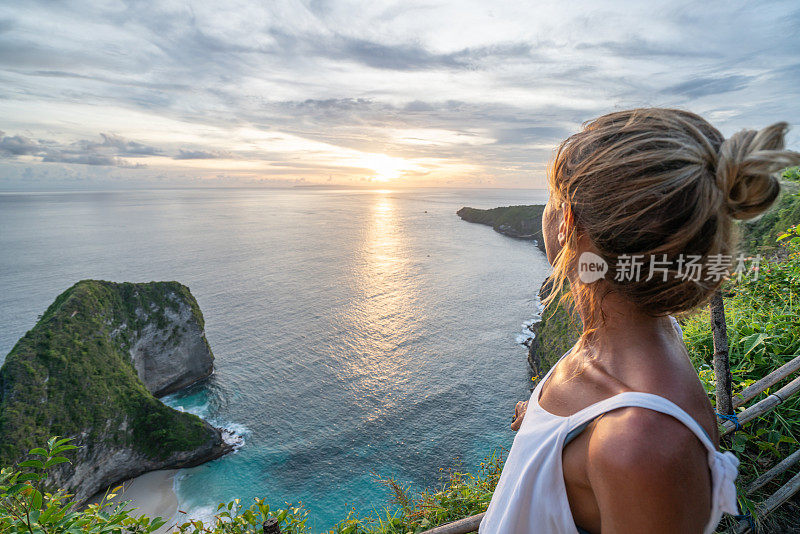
left=456, top=205, right=546, bottom=253
left=0, top=280, right=230, bottom=503
left=526, top=280, right=582, bottom=378
left=455, top=204, right=569, bottom=374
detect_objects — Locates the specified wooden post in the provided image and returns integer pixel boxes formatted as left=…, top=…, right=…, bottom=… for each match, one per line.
left=263, top=517, right=280, bottom=534
left=710, top=291, right=733, bottom=416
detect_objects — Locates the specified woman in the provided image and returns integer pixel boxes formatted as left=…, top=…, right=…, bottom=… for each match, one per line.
left=480, top=109, right=800, bottom=534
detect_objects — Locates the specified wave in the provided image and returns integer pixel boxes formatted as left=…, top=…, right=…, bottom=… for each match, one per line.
left=516, top=294, right=545, bottom=348
left=160, top=391, right=247, bottom=450
left=170, top=401, right=212, bottom=420
left=216, top=421, right=248, bottom=451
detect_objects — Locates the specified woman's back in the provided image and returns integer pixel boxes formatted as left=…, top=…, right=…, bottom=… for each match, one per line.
left=545, top=315, right=717, bottom=531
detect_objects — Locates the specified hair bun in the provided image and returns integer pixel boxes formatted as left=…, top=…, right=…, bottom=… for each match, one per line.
left=715, top=122, right=799, bottom=220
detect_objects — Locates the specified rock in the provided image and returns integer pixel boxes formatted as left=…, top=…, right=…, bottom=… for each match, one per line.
left=128, top=298, right=214, bottom=397
left=0, top=280, right=230, bottom=503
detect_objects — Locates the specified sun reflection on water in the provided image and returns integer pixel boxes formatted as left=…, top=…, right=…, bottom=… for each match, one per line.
left=335, top=191, right=419, bottom=421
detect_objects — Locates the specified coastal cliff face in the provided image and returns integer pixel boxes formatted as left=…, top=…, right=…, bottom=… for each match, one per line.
left=526, top=280, right=582, bottom=378
left=456, top=205, right=546, bottom=254
left=0, top=280, right=230, bottom=503
left=127, top=291, right=214, bottom=397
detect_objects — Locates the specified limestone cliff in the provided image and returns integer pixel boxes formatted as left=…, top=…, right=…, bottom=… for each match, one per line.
left=0, top=280, right=230, bottom=503
left=127, top=289, right=214, bottom=397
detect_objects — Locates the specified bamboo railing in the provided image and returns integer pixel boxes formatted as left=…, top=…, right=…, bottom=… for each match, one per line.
left=733, top=355, right=800, bottom=409
left=416, top=513, right=485, bottom=534
left=721, top=373, right=800, bottom=436
left=710, top=294, right=800, bottom=533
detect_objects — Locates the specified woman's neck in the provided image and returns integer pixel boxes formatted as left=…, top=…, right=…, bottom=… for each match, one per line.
left=571, top=285, right=677, bottom=365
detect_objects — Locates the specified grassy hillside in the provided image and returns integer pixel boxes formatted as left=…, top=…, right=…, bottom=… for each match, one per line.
left=682, top=242, right=800, bottom=531
left=527, top=286, right=581, bottom=378
left=0, top=280, right=216, bottom=465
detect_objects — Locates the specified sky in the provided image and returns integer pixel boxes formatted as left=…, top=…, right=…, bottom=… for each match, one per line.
left=0, top=0, right=798, bottom=189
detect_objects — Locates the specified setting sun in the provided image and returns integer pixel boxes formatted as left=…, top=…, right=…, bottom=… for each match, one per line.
left=361, top=153, right=413, bottom=182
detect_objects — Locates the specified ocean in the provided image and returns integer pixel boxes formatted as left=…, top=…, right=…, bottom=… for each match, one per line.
left=0, top=187, right=552, bottom=531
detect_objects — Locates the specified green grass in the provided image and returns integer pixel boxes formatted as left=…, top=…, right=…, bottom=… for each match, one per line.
left=0, top=280, right=216, bottom=465
left=528, top=290, right=581, bottom=377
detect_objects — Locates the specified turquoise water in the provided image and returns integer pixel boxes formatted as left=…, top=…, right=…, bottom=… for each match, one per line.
left=0, top=187, right=551, bottom=531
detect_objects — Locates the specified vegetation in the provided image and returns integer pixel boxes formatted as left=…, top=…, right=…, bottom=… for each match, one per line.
left=527, top=288, right=581, bottom=378
left=740, top=167, right=800, bottom=255
left=682, top=239, right=800, bottom=531
left=0, top=438, right=503, bottom=534
left=0, top=280, right=215, bottom=466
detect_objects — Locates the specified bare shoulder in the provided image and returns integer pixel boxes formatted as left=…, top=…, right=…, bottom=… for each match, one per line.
left=588, top=406, right=705, bottom=468
left=585, top=407, right=712, bottom=532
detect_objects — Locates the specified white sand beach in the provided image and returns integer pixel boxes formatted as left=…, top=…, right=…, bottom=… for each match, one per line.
left=89, top=470, right=180, bottom=533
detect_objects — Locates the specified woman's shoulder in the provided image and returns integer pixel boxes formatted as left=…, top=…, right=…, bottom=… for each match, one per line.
left=584, top=404, right=714, bottom=531
left=600, top=334, right=719, bottom=443
left=589, top=404, right=707, bottom=468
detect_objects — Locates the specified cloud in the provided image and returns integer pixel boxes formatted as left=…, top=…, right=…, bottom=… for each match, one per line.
left=92, top=133, right=161, bottom=156
left=174, top=148, right=232, bottom=160
left=0, top=131, right=150, bottom=167
left=0, top=0, right=798, bottom=188
left=662, top=75, right=754, bottom=98
left=41, top=152, right=133, bottom=166
left=315, top=34, right=535, bottom=71
left=580, top=37, right=720, bottom=60
left=0, top=132, right=43, bottom=156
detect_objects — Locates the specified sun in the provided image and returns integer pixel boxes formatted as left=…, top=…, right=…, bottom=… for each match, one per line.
left=363, top=153, right=407, bottom=182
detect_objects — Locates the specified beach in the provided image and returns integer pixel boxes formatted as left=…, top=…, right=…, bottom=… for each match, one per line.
left=89, top=470, right=179, bottom=533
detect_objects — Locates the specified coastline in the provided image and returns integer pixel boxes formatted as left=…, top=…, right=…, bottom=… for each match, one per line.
left=89, top=469, right=180, bottom=533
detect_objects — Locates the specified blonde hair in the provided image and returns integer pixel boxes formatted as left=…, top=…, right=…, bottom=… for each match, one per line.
left=543, top=108, right=800, bottom=329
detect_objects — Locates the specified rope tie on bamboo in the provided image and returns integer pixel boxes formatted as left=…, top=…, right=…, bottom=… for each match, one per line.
left=716, top=411, right=741, bottom=431
left=733, top=510, right=756, bottom=533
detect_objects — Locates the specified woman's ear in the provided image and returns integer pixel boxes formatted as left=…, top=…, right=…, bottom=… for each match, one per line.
left=557, top=202, right=574, bottom=246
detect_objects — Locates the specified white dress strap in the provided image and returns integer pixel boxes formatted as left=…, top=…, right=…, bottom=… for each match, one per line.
left=565, top=391, right=741, bottom=534
left=566, top=391, right=715, bottom=451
